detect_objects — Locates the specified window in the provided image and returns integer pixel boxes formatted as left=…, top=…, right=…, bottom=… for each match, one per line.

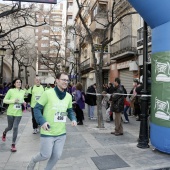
left=42, top=37, right=49, bottom=40
left=42, top=72, right=48, bottom=76
left=92, top=5, right=98, bottom=19
left=42, top=30, right=49, bottom=33
left=67, top=2, right=73, bottom=8
left=98, top=3, right=107, bottom=13
left=67, top=15, right=72, bottom=20
left=41, top=43, right=48, bottom=47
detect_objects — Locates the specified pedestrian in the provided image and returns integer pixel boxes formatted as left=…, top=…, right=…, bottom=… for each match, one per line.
left=1, top=78, right=27, bottom=152
left=85, top=83, right=97, bottom=119
left=123, top=97, right=130, bottom=123
left=110, top=77, right=124, bottom=136
left=27, top=76, right=45, bottom=134
left=27, top=72, right=77, bottom=170
left=74, top=82, right=85, bottom=125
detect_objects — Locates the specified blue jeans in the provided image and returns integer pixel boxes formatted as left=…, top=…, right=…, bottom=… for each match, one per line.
left=124, top=106, right=129, bottom=121
left=88, top=105, right=95, bottom=118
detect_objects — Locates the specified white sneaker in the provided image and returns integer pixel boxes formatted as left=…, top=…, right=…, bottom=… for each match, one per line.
left=33, top=129, right=37, bottom=134
left=36, top=128, right=39, bottom=133
left=27, top=158, right=36, bottom=170
left=124, top=120, right=129, bottom=123
left=90, top=117, right=97, bottom=120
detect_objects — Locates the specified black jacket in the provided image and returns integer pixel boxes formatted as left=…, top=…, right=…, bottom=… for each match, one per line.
left=85, top=85, right=96, bottom=106
left=110, top=85, right=124, bottom=113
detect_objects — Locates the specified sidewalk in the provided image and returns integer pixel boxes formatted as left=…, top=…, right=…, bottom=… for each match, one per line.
left=0, top=107, right=170, bottom=170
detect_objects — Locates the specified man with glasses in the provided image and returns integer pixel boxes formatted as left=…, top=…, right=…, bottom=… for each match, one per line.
left=27, top=72, right=77, bottom=170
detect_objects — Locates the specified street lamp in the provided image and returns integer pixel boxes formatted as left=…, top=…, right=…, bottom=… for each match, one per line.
left=0, top=47, right=6, bottom=84
left=74, top=48, right=79, bottom=83
left=137, top=21, right=149, bottom=149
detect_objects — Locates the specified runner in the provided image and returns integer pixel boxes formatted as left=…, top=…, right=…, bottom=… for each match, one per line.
left=1, top=78, right=26, bottom=152
left=27, top=72, right=77, bottom=170
left=27, top=76, right=45, bottom=134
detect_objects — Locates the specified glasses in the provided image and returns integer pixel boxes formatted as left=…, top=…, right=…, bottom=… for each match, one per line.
left=60, top=79, right=70, bottom=83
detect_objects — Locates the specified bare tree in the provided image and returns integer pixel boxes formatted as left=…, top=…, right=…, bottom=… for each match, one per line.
left=4, top=31, right=30, bottom=81
left=75, top=0, right=137, bottom=128
left=0, top=3, right=49, bottom=38
left=38, top=29, right=74, bottom=78
left=18, top=46, right=36, bottom=84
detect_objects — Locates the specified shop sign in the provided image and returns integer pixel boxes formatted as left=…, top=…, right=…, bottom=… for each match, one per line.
left=117, top=61, right=131, bottom=69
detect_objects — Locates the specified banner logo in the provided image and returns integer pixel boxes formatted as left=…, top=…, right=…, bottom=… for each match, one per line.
left=155, top=60, right=170, bottom=82
left=155, top=97, right=170, bottom=120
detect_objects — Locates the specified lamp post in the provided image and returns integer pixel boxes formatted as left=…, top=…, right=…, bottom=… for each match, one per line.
left=137, top=21, right=149, bottom=148
left=74, top=48, right=79, bottom=83
left=0, top=47, right=6, bottom=84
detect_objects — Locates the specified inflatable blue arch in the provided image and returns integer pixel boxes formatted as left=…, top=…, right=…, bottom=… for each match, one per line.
left=128, top=0, right=170, bottom=154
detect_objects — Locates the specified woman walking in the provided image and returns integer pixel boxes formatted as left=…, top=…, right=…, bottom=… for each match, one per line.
left=1, top=78, right=26, bottom=152
left=74, top=82, right=85, bottom=125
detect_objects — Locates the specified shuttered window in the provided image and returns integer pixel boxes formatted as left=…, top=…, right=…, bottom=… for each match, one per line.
left=119, top=69, right=133, bottom=94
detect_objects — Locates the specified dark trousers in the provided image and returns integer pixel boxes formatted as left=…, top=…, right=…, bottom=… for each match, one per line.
left=134, top=102, right=141, bottom=118
left=31, top=108, right=38, bottom=129
left=74, top=104, right=84, bottom=123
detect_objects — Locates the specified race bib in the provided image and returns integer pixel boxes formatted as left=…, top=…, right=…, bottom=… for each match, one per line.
left=14, top=104, right=21, bottom=110
left=54, top=112, right=67, bottom=122
left=35, top=96, right=40, bottom=101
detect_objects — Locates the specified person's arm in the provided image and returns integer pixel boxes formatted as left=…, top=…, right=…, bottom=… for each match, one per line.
left=3, top=90, right=15, bottom=104
left=75, top=90, right=81, bottom=102
left=67, top=108, right=77, bottom=121
left=33, top=103, right=46, bottom=126
left=67, top=94, right=77, bottom=126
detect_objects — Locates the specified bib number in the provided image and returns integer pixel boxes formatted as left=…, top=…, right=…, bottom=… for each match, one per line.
left=14, top=104, right=21, bottom=110
left=54, top=112, right=66, bottom=122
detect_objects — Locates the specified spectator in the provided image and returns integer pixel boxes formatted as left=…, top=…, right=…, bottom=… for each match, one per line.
left=74, top=82, right=85, bottom=125
left=110, top=78, right=124, bottom=136
left=85, top=83, right=97, bottom=120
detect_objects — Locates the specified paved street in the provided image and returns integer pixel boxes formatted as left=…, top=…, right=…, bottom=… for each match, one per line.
left=0, top=107, right=170, bottom=170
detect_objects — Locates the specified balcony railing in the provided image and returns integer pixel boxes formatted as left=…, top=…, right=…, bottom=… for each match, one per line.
left=80, top=58, right=91, bottom=71
left=110, top=35, right=137, bottom=55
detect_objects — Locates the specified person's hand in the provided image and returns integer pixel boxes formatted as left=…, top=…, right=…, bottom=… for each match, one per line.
left=71, top=120, right=77, bottom=126
left=41, top=122, right=50, bottom=131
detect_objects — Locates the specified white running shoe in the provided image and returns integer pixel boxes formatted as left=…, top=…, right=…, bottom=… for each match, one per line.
left=27, top=158, right=36, bottom=170
left=33, top=129, right=37, bottom=134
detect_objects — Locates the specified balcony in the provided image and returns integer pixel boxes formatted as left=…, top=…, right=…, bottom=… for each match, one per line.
left=114, top=0, right=131, bottom=17
left=90, top=16, right=107, bottom=32
left=137, top=26, right=152, bottom=49
left=80, top=58, right=93, bottom=73
left=110, top=35, right=137, bottom=60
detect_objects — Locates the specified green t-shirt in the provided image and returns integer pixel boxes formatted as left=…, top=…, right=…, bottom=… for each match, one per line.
left=28, top=85, right=44, bottom=108
left=3, top=88, right=25, bottom=116
left=38, top=89, right=72, bottom=136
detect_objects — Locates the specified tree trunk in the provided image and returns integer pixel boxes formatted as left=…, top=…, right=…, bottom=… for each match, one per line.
left=25, top=66, right=28, bottom=84
left=11, top=52, right=15, bottom=81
